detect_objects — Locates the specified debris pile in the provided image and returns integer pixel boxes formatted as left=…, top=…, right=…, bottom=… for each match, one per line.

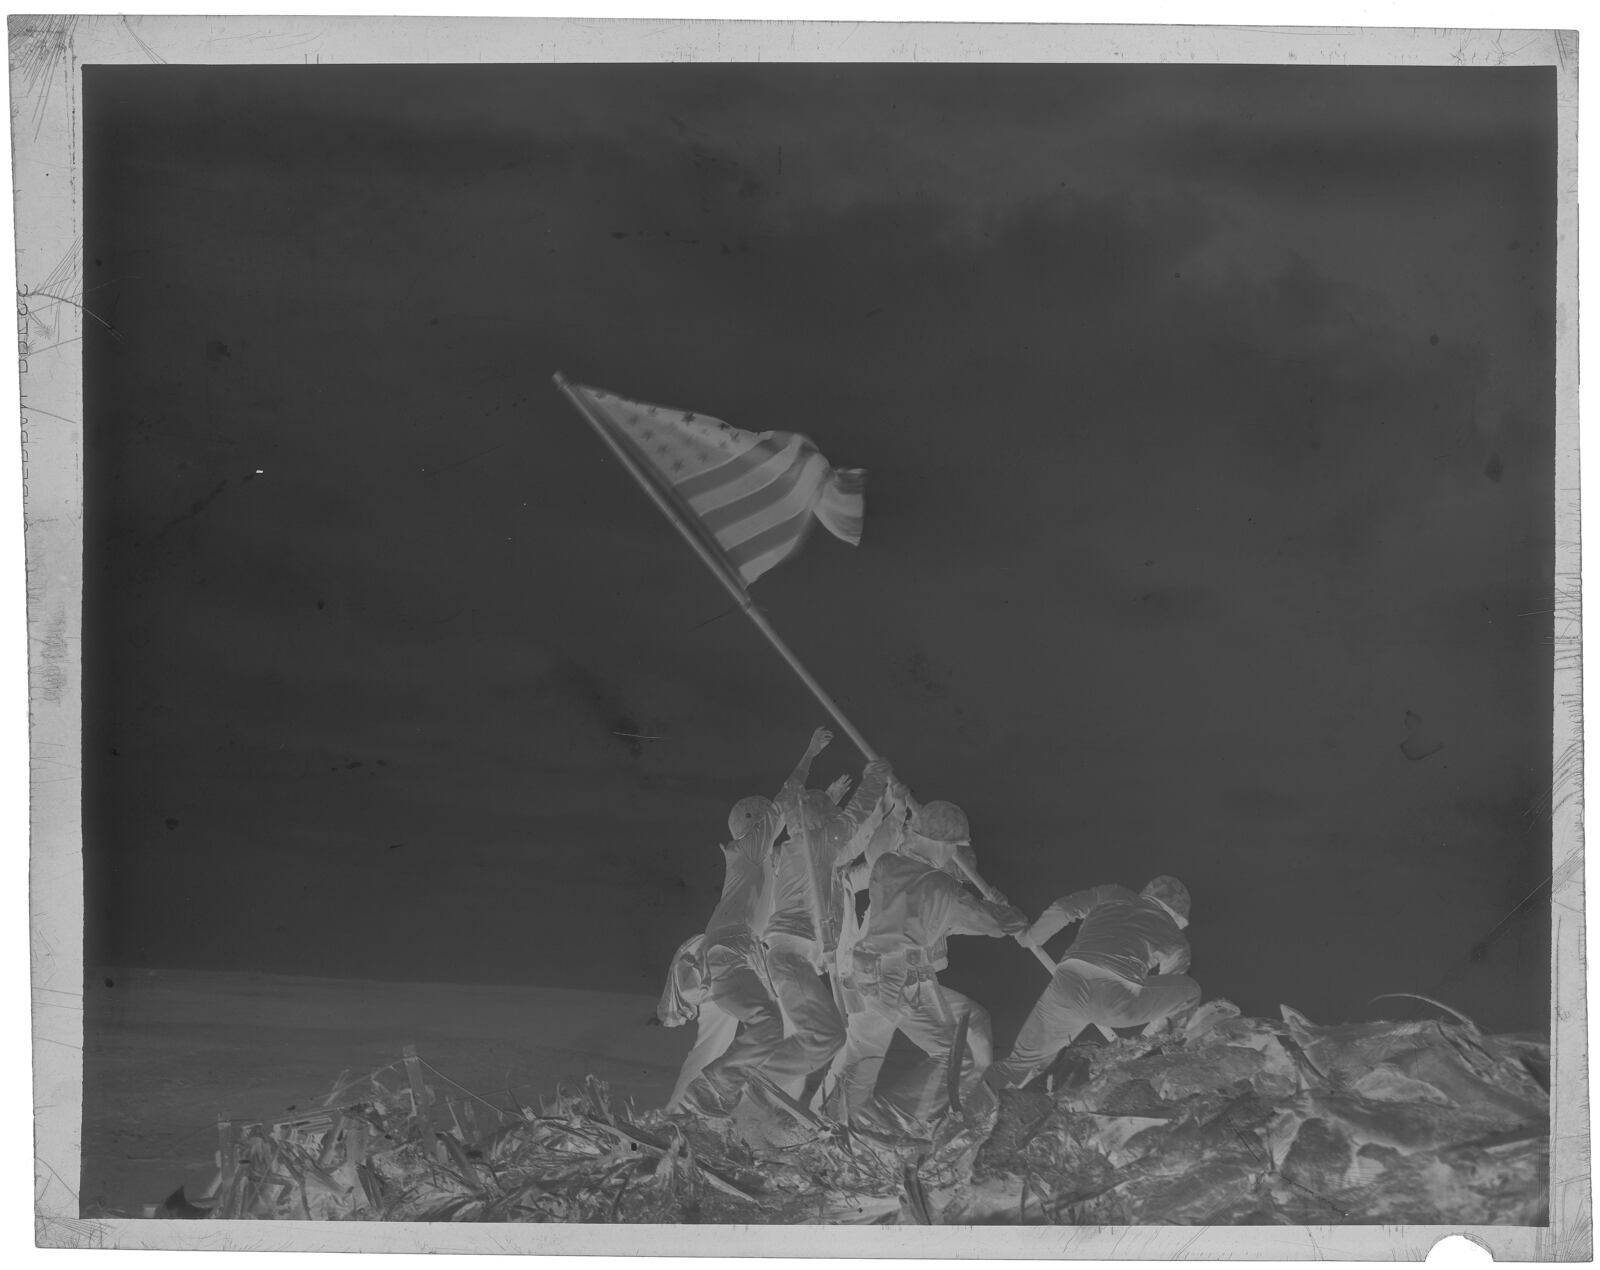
left=176, top=1003, right=1549, bottom=1225
left=180, top=1064, right=975, bottom=1224
left=956, top=1001, right=1550, bottom=1225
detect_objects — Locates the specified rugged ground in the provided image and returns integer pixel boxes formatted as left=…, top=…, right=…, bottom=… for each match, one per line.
left=118, top=986, right=1549, bottom=1226
left=79, top=968, right=682, bottom=1214
left=956, top=1000, right=1549, bottom=1224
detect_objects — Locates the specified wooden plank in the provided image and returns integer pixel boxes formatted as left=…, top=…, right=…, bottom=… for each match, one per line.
left=948, top=1011, right=970, bottom=1120
left=316, top=1111, right=347, bottom=1168
left=402, top=1044, right=441, bottom=1162
left=215, top=1119, right=239, bottom=1219
left=346, top=1119, right=368, bottom=1168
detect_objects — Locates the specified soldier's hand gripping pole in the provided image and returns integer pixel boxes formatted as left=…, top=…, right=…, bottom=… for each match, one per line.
left=949, top=855, right=1057, bottom=976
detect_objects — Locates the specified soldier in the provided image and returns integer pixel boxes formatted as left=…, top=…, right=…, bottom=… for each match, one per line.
left=990, top=876, right=1200, bottom=1090
left=760, top=727, right=893, bottom=1099
left=657, top=750, right=806, bottom=1116
left=827, top=794, right=1028, bottom=1129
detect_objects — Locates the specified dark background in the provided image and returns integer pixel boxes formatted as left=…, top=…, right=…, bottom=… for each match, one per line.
left=84, top=64, right=1555, bottom=1043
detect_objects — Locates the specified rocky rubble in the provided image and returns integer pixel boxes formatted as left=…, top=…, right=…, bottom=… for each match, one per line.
left=951, top=1000, right=1550, bottom=1225
left=179, top=1001, right=1548, bottom=1225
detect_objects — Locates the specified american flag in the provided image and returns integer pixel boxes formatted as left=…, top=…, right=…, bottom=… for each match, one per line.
left=567, top=381, right=866, bottom=587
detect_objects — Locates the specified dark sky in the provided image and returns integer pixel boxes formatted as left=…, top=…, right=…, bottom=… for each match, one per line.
left=84, top=64, right=1555, bottom=1040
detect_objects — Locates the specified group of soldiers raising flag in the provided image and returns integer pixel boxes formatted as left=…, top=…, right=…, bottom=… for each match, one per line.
left=549, top=377, right=1202, bottom=1132
left=655, top=727, right=1202, bottom=1132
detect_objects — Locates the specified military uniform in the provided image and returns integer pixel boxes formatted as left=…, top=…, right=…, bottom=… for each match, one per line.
left=760, top=759, right=891, bottom=1097
left=660, top=801, right=787, bottom=1113
left=831, top=848, right=1019, bottom=1126
left=992, top=883, right=1200, bottom=1088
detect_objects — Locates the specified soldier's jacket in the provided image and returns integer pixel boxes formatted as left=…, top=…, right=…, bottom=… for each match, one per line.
left=765, top=760, right=890, bottom=951
left=849, top=852, right=1015, bottom=991
left=703, top=800, right=784, bottom=944
left=1027, top=883, right=1191, bottom=985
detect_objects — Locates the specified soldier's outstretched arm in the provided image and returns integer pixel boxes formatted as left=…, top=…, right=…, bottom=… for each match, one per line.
left=1019, top=888, right=1099, bottom=948
left=948, top=887, right=1029, bottom=938
left=886, top=774, right=922, bottom=823
left=784, top=727, right=831, bottom=789
left=778, top=727, right=833, bottom=820
left=949, top=845, right=1009, bottom=905
left=836, top=758, right=894, bottom=863
left=843, top=758, right=892, bottom=824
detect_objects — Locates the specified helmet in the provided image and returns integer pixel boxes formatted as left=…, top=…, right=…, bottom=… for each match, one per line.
left=728, top=796, right=774, bottom=839
left=952, top=842, right=980, bottom=878
left=903, top=839, right=953, bottom=875
left=910, top=800, right=970, bottom=844
left=902, top=836, right=976, bottom=880
left=1142, top=876, right=1191, bottom=921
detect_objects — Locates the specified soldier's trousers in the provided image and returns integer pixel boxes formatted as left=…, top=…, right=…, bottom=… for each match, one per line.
left=832, top=979, right=992, bottom=1127
left=993, top=960, right=1201, bottom=1088
left=760, top=936, right=847, bottom=1098
left=672, top=934, right=784, bottom=1109
left=667, top=1003, right=738, bottom=1111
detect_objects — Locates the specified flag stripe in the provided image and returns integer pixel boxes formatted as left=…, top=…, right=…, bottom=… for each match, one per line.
left=713, top=460, right=827, bottom=554
left=735, top=540, right=804, bottom=585
left=674, top=434, right=791, bottom=503
left=685, top=435, right=809, bottom=516
left=724, top=502, right=817, bottom=576
left=569, top=381, right=864, bottom=587
left=735, top=515, right=826, bottom=583
left=700, top=448, right=824, bottom=538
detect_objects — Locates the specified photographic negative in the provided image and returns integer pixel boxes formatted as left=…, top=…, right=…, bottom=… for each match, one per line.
left=15, top=15, right=1583, bottom=1257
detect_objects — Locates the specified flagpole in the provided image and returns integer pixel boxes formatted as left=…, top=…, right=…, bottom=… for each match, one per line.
left=553, top=372, right=880, bottom=763
left=555, top=372, right=1054, bottom=978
